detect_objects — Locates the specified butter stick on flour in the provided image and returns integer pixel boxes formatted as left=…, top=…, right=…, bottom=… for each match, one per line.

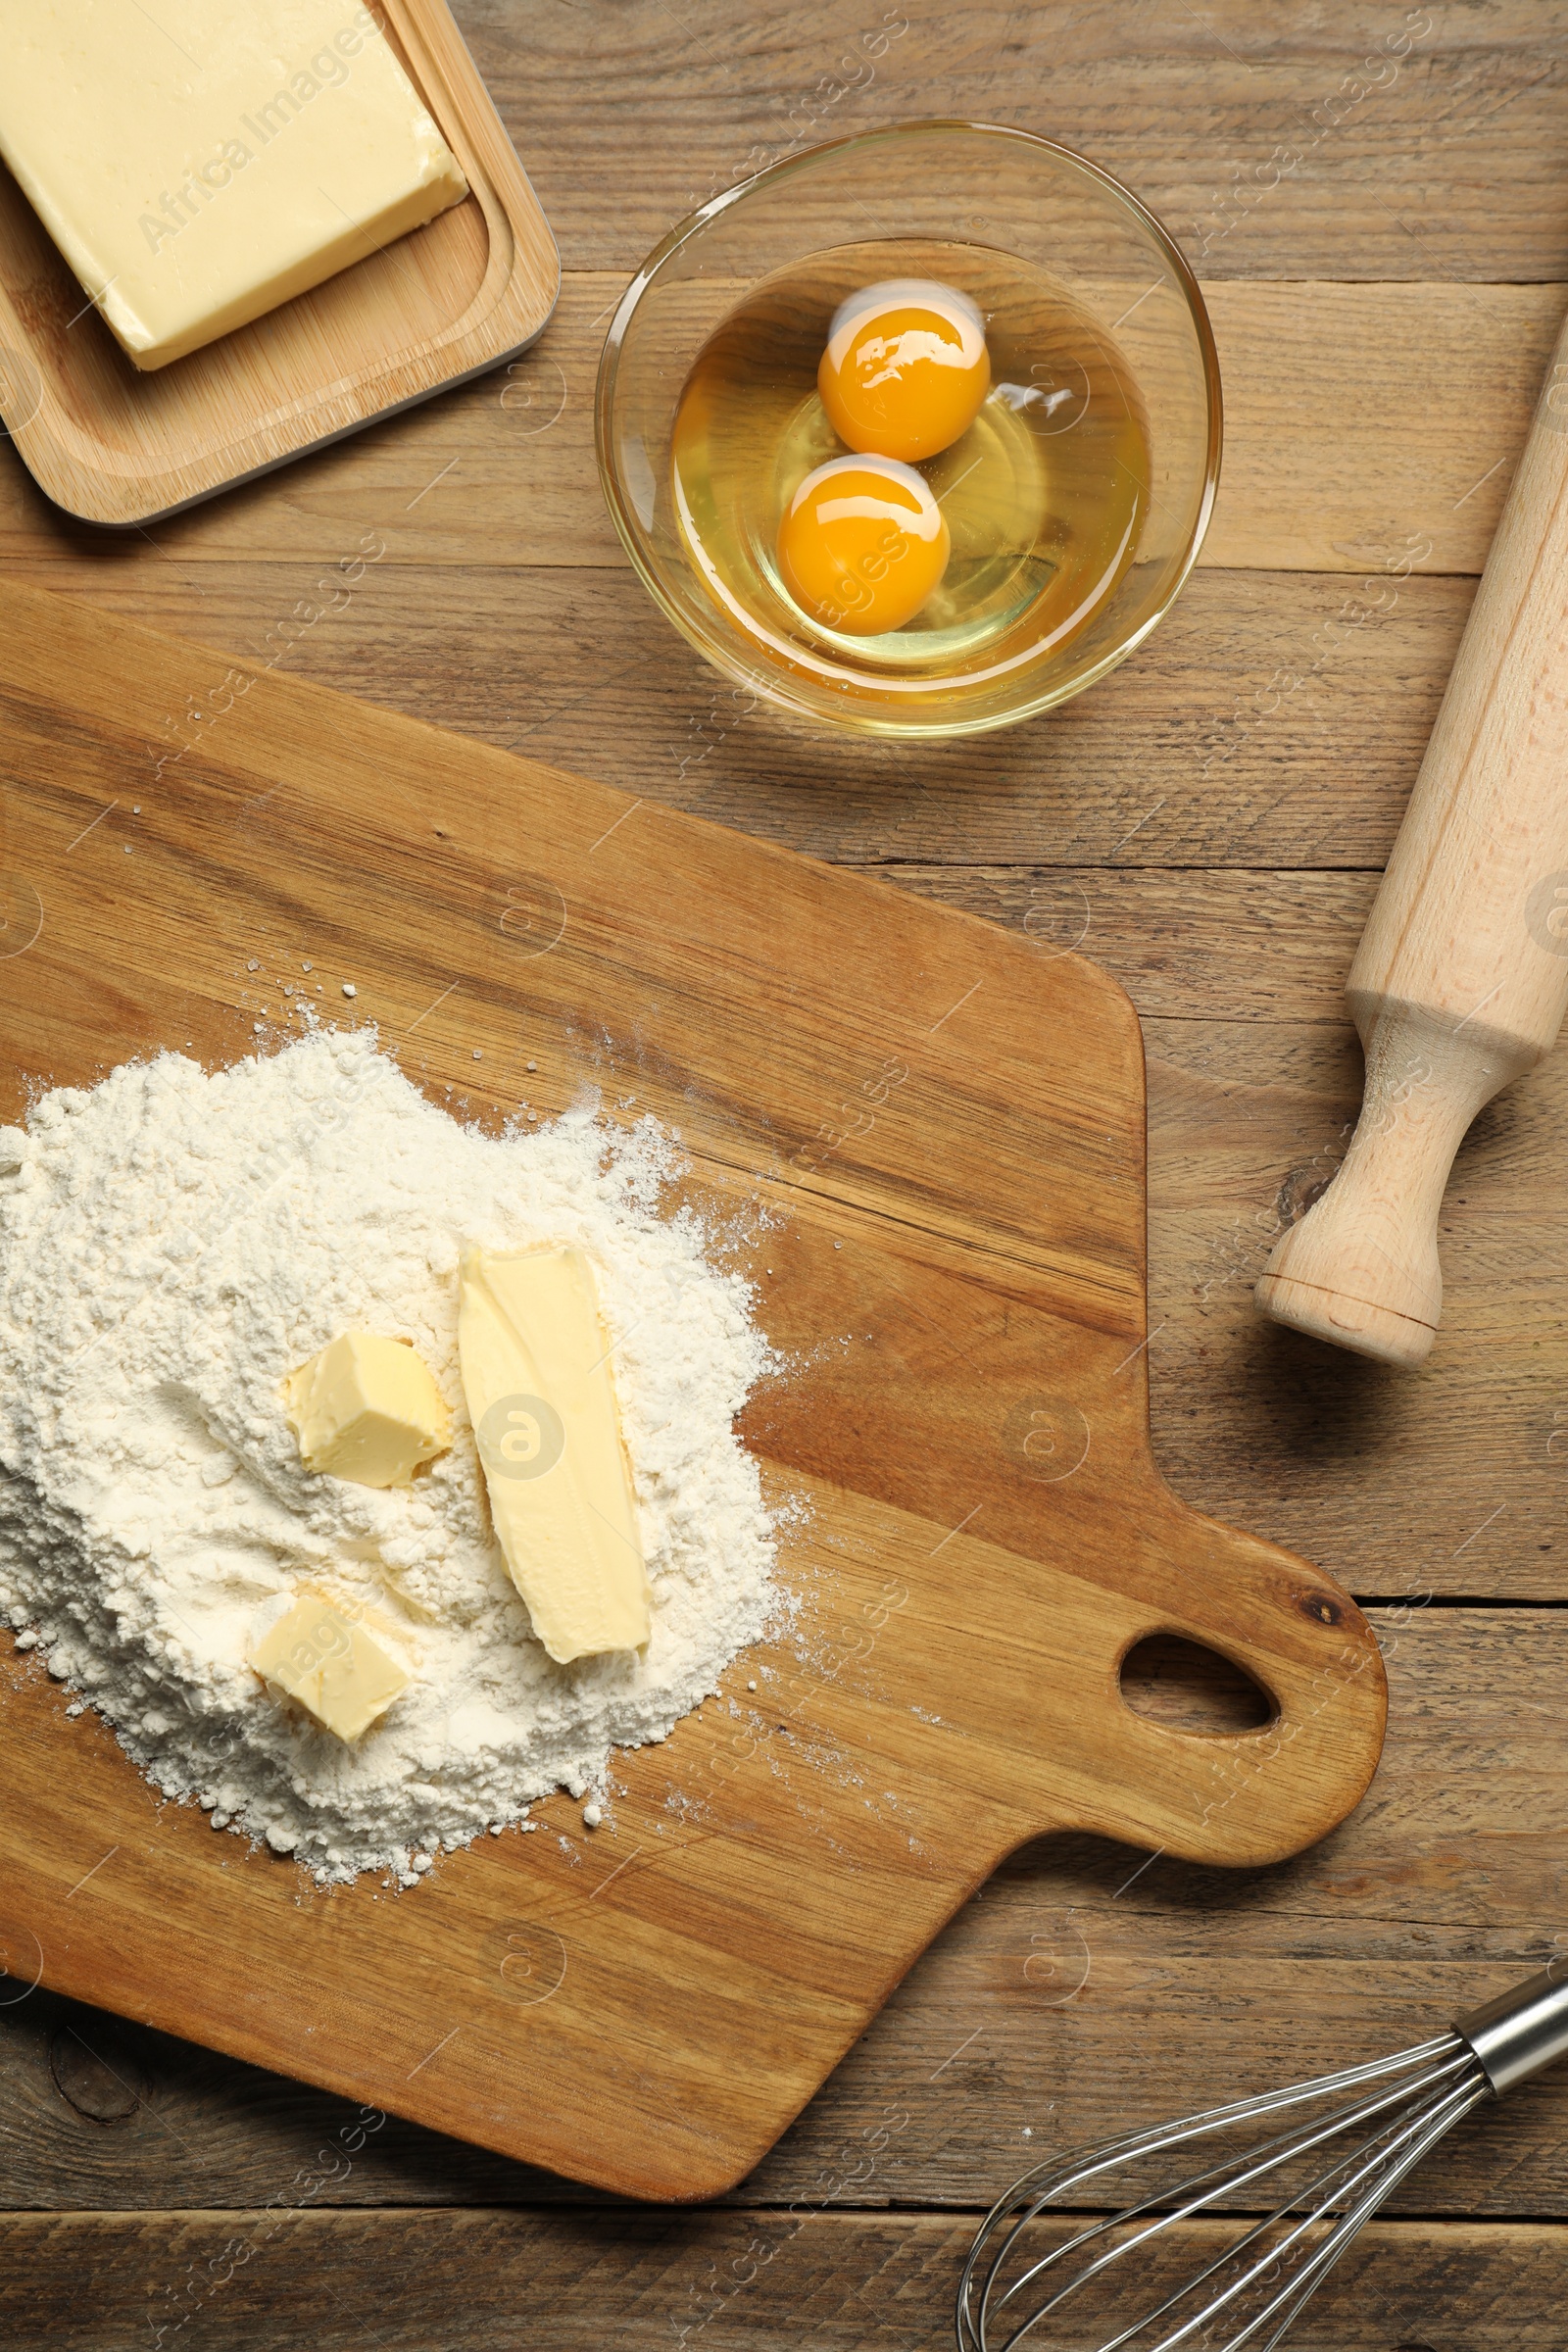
left=0, top=1, right=468, bottom=369
left=458, top=1247, right=651, bottom=1664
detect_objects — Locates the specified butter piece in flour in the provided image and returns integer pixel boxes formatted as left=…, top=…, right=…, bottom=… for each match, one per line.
left=283, top=1330, right=451, bottom=1488
left=251, top=1590, right=410, bottom=1740
left=458, top=1246, right=650, bottom=1664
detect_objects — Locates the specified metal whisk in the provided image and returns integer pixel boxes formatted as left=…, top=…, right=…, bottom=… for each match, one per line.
left=957, top=1961, right=1568, bottom=2352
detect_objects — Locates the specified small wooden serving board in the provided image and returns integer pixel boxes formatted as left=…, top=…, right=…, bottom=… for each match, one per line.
left=0, top=582, right=1387, bottom=2200
left=0, top=0, right=558, bottom=526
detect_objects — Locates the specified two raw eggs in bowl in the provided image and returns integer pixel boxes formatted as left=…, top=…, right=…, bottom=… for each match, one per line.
left=666, top=231, right=1154, bottom=706
left=778, top=279, right=990, bottom=636
left=597, top=123, right=1222, bottom=737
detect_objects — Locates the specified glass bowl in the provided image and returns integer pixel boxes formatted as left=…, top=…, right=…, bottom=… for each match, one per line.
left=595, top=120, right=1221, bottom=741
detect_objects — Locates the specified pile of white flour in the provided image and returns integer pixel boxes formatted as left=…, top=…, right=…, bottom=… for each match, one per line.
left=0, top=1030, right=778, bottom=1885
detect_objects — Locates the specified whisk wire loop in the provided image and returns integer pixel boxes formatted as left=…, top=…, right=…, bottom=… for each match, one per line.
left=1056, top=2063, right=1485, bottom=2352
left=1228, top=2069, right=1494, bottom=2352
left=964, top=2038, right=1468, bottom=2344
left=1140, top=2066, right=1493, bottom=2352
left=957, top=2032, right=1493, bottom=2352
left=985, top=2039, right=1476, bottom=2340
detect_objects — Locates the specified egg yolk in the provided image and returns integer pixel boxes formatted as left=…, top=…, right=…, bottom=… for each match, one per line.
left=776, top=456, right=951, bottom=637
left=817, top=278, right=990, bottom=464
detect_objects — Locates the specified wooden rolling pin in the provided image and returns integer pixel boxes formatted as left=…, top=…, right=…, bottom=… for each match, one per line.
left=1256, top=315, right=1568, bottom=1367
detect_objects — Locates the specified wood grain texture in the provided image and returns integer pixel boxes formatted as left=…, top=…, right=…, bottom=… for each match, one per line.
left=0, top=0, right=560, bottom=525
left=0, top=563, right=1477, bottom=871
left=0, top=579, right=1386, bottom=2199
left=1, top=2208, right=1564, bottom=2346
left=2, top=1610, right=1565, bottom=2219
left=2, top=6, right=1567, bottom=2333
left=894, top=871, right=1380, bottom=1020
left=452, top=0, right=1568, bottom=284
left=1201, top=282, right=1562, bottom=574
left=1146, top=1016, right=1568, bottom=1595
left=1, top=277, right=1557, bottom=570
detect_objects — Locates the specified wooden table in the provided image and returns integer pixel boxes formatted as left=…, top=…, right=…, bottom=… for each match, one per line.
left=3, top=5, right=1566, bottom=2344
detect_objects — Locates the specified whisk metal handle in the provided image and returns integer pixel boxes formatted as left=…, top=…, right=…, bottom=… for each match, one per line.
left=1455, top=1961, right=1568, bottom=2094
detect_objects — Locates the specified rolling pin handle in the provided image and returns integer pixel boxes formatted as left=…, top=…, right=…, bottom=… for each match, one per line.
left=1254, top=1005, right=1526, bottom=1368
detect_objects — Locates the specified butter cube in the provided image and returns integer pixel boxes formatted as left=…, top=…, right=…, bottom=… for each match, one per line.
left=251, top=1590, right=410, bottom=1740
left=283, top=1331, right=451, bottom=1488
left=458, top=1246, right=651, bottom=1663
left=0, top=2, right=469, bottom=369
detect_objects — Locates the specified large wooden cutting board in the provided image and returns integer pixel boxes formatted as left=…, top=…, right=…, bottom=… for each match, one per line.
left=0, top=581, right=1387, bottom=2200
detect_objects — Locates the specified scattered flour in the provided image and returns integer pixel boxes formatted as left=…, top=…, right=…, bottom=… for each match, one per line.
left=0, top=1030, right=779, bottom=1885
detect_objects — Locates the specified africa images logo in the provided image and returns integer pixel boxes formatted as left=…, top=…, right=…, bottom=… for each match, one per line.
left=476, top=1394, right=566, bottom=1482
left=137, top=9, right=383, bottom=257
left=1526, top=871, right=1568, bottom=957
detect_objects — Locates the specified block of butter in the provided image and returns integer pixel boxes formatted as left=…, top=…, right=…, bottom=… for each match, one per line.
left=458, top=1246, right=651, bottom=1664
left=251, top=1589, right=410, bottom=1740
left=0, top=1, right=468, bottom=369
left=283, top=1330, right=451, bottom=1488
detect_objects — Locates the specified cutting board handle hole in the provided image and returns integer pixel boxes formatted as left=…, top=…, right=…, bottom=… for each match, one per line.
left=1119, top=1635, right=1274, bottom=1736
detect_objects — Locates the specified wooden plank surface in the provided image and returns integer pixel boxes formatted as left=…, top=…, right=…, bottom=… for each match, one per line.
left=4, top=0, right=1568, bottom=2337
left=455, top=2, right=1568, bottom=285
left=1, top=280, right=1559, bottom=572
left=4, top=2210, right=1565, bottom=2350
left=0, top=565, right=1477, bottom=868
